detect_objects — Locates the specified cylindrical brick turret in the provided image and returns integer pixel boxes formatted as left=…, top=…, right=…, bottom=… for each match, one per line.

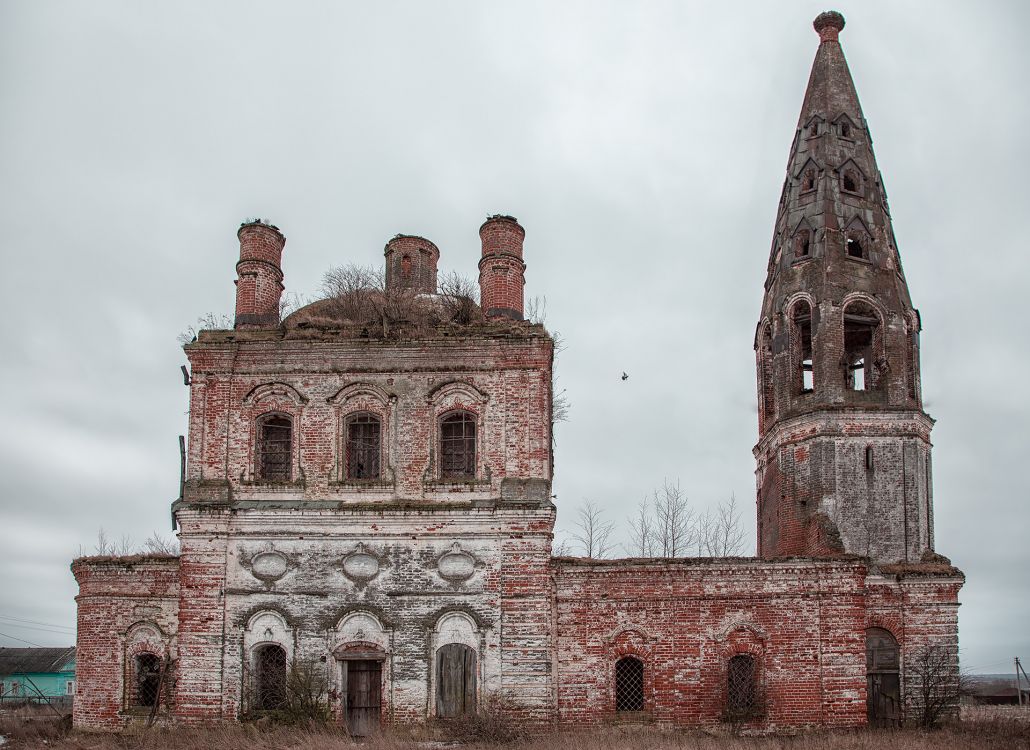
left=384, top=235, right=440, bottom=293
left=478, top=215, right=526, bottom=320
left=234, top=220, right=285, bottom=329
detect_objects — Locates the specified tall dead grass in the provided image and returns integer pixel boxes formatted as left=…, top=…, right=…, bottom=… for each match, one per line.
left=0, top=718, right=1027, bottom=750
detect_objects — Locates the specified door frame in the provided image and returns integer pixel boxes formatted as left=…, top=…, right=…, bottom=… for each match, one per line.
left=335, top=648, right=386, bottom=733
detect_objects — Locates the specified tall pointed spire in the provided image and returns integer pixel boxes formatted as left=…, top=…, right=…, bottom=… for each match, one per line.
left=797, top=12, right=864, bottom=129
left=754, top=12, right=935, bottom=564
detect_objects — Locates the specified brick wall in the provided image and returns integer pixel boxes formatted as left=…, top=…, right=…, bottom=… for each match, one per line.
left=71, top=556, right=179, bottom=731
left=552, top=557, right=869, bottom=730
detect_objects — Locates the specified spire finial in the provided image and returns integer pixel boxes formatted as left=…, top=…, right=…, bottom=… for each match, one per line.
left=813, top=11, right=845, bottom=43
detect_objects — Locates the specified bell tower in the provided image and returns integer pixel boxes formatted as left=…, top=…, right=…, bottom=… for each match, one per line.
left=755, top=12, right=933, bottom=563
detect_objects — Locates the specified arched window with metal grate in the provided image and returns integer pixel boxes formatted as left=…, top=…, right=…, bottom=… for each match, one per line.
left=614, top=656, right=644, bottom=712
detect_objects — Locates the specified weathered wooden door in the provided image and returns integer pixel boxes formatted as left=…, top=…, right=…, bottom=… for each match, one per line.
left=866, top=628, right=901, bottom=727
left=345, top=660, right=381, bottom=736
left=436, top=643, right=477, bottom=718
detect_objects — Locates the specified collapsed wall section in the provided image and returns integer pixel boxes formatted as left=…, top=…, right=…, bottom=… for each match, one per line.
left=552, top=557, right=868, bottom=730
left=71, top=556, right=180, bottom=731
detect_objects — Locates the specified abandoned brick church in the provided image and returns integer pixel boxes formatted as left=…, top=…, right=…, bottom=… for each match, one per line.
left=72, top=11, right=963, bottom=732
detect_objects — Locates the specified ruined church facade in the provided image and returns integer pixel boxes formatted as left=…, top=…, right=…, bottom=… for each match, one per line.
left=73, top=12, right=962, bottom=733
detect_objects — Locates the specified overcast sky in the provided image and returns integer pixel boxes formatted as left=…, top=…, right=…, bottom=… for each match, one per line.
left=1, top=1, right=1026, bottom=675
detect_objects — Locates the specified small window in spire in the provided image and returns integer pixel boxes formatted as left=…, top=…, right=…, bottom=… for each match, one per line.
left=794, top=230, right=811, bottom=259
left=840, top=122, right=852, bottom=138
left=807, top=121, right=819, bottom=138
left=842, top=169, right=859, bottom=193
left=801, top=170, right=815, bottom=192
left=846, top=236, right=865, bottom=259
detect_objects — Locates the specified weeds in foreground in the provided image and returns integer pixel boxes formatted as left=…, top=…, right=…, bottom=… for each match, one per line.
left=0, top=717, right=1027, bottom=750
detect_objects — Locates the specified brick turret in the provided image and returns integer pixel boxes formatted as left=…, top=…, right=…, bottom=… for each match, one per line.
left=384, top=235, right=440, bottom=294
left=478, top=215, right=526, bottom=320
left=234, top=220, right=285, bottom=329
left=754, top=12, right=933, bottom=563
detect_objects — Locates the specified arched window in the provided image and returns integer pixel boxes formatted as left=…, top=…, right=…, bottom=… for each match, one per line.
left=436, top=643, right=477, bottom=718
left=440, top=412, right=476, bottom=479
left=254, top=644, right=288, bottom=711
left=758, top=324, right=775, bottom=429
left=840, top=121, right=852, bottom=138
left=866, top=628, right=901, bottom=727
left=843, top=301, right=881, bottom=391
left=346, top=413, right=381, bottom=480
left=801, top=169, right=815, bottom=192
left=400, top=254, right=412, bottom=282
left=615, top=656, right=644, bottom=712
left=135, top=653, right=161, bottom=707
left=257, top=415, right=292, bottom=481
left=727, top=654, right=757, bottom=716
left=790, top=300, right=814, bottom=393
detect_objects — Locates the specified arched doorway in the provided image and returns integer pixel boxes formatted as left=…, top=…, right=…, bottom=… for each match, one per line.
left=436, top=643, right=477, bottom=718
left=866, top=628, right=901, bottom=727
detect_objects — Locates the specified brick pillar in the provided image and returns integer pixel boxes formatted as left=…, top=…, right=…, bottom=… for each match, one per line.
left=384, top=235, right=440, bottom=293
left=478, top=215, right=526, bottom=320
left=234, top=220, right=285, bottom=329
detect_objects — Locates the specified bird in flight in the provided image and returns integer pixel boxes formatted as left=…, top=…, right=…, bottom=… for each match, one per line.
left=621, top=372, right=629, bottom=381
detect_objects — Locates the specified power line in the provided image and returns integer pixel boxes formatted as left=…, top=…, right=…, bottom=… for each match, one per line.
left=0, top=619, right=75, bottom=636
left=0, top=630, right=44, bottom=647
left=0, top=614, right=75, bottom=632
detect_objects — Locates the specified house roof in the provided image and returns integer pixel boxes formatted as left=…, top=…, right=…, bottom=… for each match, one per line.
left=0, top=647, right=76, bottom=676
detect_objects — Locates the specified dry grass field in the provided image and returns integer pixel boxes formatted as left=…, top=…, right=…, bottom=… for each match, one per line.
left=1, top=713, right=1028, bottom=750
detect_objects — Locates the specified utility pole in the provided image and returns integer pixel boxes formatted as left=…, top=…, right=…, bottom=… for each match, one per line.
left=1017, top=657, right=1030, bottom=709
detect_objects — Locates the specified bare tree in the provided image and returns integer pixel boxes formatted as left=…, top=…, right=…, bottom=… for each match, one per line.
left=569, top=500, right=616, bottom=559
left=652, top=480, right=695, bottom=557
left=142, top=532, right=180, bottom=556
left=909, top=643, right=963, bottom=728
left=699, top=494, right=747, bottom=556
left=551, top=537, right=573, bottom=557
left=437, top=271, right=482, bottom=325
left=177, top=312, right=235, bottom=345
left=626, top=496, right=656, bottom=557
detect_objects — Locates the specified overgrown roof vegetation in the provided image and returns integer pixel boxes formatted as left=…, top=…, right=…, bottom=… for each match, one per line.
left=182, top=264, right=552, bottom=344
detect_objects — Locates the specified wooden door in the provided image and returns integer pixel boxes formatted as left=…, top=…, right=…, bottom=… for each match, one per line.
left=866, top=628, right=901, bottom=727
left=436, top=643, right=477, bottom=718
left=345, top=660, right=381, bottom=736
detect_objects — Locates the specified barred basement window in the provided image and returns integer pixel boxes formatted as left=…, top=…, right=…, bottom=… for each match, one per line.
left=615, top=656, right=644, bottom=712
left=440, top=412, right=476, bottom=479
left=727, top=654, right=757, bottom=715
left=255, top=644, right=288, bottom=711
left=257, top=415, right=292, bottom=480
left=135, top=653, right=161, bottom=707
left=346, top=413, right=381, bottom=479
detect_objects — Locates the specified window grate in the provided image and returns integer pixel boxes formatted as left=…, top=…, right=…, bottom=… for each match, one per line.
left=255, top=644, right=288, bottom=711
left=615, top=657, right=644, bottom=712
left=258, top=416, right=292, bottom=480
left=440, top=413, right=476, bottom=479
left=727, top=655, right=757, bottom=715
left=346, top=414, right=382, bottom=479
left=135, top=653, right=161, bottom=707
